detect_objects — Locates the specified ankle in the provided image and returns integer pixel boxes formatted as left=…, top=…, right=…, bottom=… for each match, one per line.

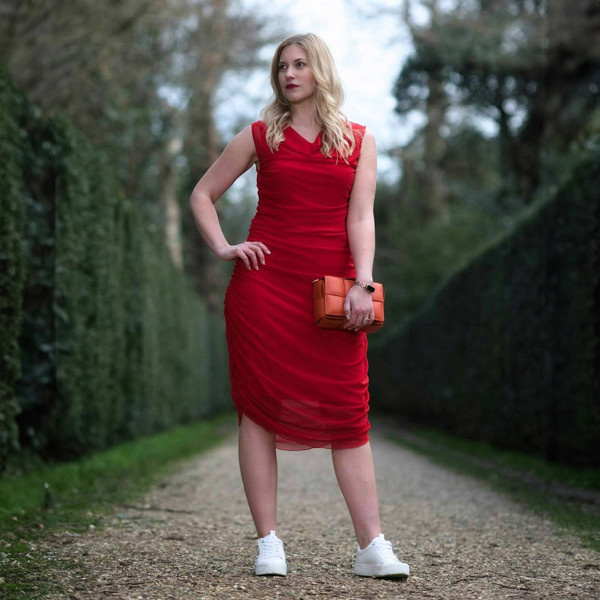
left=258, top=528, right=278, bottom=539
left=357, top=531, right=381, bottom=550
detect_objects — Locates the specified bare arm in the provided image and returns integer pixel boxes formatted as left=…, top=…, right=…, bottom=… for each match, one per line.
left=189, top=125, right=270, bottom=270
left=343, top=129, right=377, bottom=331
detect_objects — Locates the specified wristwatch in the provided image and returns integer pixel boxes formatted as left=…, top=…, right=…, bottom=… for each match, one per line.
left=354, top=280, right=376, bottom=293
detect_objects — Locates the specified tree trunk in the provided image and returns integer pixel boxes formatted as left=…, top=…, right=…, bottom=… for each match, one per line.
left=181, top=0, right=230, bottom=312
left=421, top=73, right=448, bottom=218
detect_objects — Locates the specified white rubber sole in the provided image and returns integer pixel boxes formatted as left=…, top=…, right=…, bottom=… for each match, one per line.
left=255, top=560, right=287, bottom=576
left=354, top=563, right=410, bottom=578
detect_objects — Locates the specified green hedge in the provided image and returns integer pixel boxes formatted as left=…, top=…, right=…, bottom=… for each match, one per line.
left=0, top=70, right=27, bottom=463
left=0, top=68, right=229, bottom=470
left=370, top=151, right=600, bottom=466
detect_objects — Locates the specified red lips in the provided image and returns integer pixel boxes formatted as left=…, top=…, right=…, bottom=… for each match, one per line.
left=286, top=84, right=299, bottom=89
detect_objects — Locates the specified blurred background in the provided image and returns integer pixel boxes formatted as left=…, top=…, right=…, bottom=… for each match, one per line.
left=1, top=0, right=598, bottom=472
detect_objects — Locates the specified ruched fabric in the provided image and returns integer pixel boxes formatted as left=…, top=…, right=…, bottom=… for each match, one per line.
left=224, top=120, right=370, bottom=450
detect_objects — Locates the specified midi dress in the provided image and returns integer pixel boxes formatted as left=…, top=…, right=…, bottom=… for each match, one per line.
left=224, top=120, right=371, bottom=450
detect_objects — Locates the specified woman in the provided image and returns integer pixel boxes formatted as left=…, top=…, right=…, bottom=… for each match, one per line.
left=189, top=33, right=409, bottom=579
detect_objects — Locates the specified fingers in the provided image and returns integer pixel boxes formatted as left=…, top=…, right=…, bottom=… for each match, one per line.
left=343, top=306, right=373, bottom=331
left=343, top=299, right=359, bottom=331
left=237, top=241, right=271, bottom=270
left=344, top=312, right=373, bottom=331
left=343, top=297, right=351, bottom=321
left=343, top=290, right=373, bottom=332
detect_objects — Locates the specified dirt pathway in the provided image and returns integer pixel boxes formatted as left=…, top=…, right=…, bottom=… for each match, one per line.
left=44, top=427, right=599, bottom=599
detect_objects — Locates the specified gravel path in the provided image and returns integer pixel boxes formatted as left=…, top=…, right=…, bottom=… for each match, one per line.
left=44, top=425, right=599, bottom=599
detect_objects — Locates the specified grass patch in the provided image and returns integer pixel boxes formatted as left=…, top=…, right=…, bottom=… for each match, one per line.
left=0, top=413, right=235, bottom=599
left=388, top=425, right=600, bottom=552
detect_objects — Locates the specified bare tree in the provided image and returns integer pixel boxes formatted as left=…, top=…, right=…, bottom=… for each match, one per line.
left=1, top=0, right=283, bottom=290
left=177, top=0, right=281, bottom=309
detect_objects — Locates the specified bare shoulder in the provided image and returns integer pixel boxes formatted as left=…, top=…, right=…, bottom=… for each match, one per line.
left=192, top=124, right=259, bottom=201
left=227, top=125, right=256, bottom=153
left=357, top=128, right=376, bottom=164
left=221, top=124, right=257, bottom=168
left=360, top=128, right=376, bottom=150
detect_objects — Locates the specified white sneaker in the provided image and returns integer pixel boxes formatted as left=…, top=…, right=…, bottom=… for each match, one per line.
left=254, top=530, right=287, bottom=576
left=354, top=534, right=410, bottom=578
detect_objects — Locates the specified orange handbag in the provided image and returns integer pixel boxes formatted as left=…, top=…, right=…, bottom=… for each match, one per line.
left=312, top=276, right=384, bottom=333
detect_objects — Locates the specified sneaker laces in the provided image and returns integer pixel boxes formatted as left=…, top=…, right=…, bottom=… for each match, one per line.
left=374, top=536, right=400, bottom=562
left=259, top=533, right=284, bottom=560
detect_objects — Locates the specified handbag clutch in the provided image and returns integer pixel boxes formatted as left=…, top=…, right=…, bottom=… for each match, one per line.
left=312, top=276, right=384, bottom=333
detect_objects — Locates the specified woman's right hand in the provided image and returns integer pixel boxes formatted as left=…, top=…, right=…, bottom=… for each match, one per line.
left=215, top=241, right=271, bottom=270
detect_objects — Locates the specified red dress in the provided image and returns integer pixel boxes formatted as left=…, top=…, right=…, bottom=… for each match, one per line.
left=224, top=120, right=370, bottom=450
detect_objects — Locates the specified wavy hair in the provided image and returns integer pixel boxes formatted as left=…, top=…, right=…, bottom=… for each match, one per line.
left=262, top=33, right=356, bottom=159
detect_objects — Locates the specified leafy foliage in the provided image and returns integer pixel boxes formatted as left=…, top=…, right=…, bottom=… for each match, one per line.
left=0, top=68, right=28, bottom=465
left=375, top=176, right=511, bottom=327
left=375, top=0, right=600, bottom=333
left=371, top=149, right=600, bottom=466
left=393, top=0, right=600, bottom=206
left=0, top=70, right=229, bottom=472
left=0, top=0, right=282, bottom=309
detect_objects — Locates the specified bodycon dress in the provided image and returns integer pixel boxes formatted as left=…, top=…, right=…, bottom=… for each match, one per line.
left=224, top=120, right=371, bottom=450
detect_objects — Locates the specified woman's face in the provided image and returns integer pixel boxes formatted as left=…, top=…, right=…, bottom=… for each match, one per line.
left=277, top=44, right=316, bottom=105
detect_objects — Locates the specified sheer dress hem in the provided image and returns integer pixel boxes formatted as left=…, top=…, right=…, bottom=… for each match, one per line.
left=237, top=409, right=371, bottom=451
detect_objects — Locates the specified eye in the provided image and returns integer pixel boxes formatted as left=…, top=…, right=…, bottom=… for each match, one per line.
left=278, top=63, right=287, bottom=71
left=296, top=61, right=306, bottom=67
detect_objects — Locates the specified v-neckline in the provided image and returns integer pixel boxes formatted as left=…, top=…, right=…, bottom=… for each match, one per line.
left=287, top=125, right=322, bottom=146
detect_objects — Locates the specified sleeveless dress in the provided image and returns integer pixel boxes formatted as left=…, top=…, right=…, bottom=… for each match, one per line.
left=224, top=120, right=370, bottom=450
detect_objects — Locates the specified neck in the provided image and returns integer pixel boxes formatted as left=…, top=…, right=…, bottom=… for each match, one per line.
left=289, top=100, right=318, bottom=128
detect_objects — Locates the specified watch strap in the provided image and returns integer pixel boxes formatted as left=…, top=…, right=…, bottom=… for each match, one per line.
left=354, top=280, right=376, bottom=293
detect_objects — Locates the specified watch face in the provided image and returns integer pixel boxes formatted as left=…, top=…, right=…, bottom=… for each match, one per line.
left=366, top=284, right=376, bottom=293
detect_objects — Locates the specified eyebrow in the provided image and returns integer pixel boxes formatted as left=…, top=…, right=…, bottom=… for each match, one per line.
left=278, top=57, right=307, bottom=65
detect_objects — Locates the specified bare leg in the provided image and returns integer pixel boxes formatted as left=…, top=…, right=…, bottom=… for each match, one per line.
left=238, top=414, right=278, bottom=538
left=332, top=442, right=381, bottom=549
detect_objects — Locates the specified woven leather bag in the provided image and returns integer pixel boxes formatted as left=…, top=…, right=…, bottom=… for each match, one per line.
left=312, top=276, right=384, bottom=333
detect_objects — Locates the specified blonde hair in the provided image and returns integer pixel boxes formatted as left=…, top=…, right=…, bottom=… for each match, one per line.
left=262, top=33, right=356, bottom=159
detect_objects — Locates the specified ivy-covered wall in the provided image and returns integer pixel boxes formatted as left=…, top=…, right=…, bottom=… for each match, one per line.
left=0, top=69, right=229, bottom=469
left=370, top=151, right=600, bottom=467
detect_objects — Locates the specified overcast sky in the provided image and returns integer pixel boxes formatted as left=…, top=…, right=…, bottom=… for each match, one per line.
left=215, top=0, right=421, bottom=179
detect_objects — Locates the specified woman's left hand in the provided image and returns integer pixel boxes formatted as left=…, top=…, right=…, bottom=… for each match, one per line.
left=343, top=285, right=374, bottom=332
